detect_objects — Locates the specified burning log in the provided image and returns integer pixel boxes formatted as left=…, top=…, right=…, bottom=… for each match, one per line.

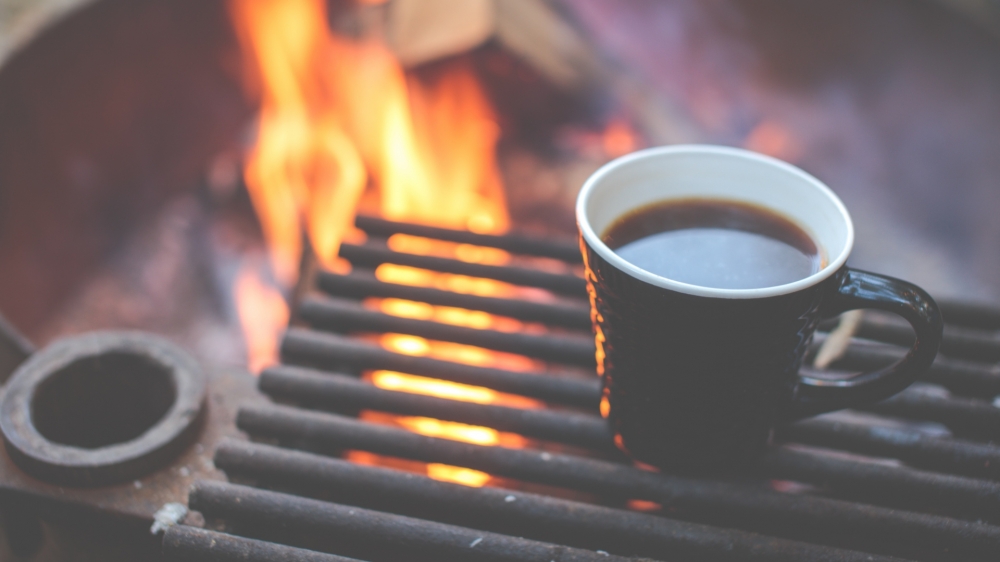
left=386, top=0, right=700, bottom=145
left=386, top=0, right=495, bottom=69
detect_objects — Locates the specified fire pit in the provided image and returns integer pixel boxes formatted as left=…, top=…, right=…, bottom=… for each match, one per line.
left=2, top=1, right=1000, bottom=561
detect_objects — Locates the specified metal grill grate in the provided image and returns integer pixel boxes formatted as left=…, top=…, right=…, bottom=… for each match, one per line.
left=164, top=216, right=1000, bottom=562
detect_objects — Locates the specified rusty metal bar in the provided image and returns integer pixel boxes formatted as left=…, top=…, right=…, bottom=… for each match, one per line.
left=781, top=418, right=1000, bottom=480
left=861, top=385, right=1000, bottom=439
left=189, top=481, right=650, bottom=562
left=937, top=299, right=1000, bottom=330
left=298, top=296, right=596, bottom=367
left=258, top=366, right=612, bottom=451
left=234, top=405, right=1000, bottom=559
left=755, top=446, right=1000, bottom=523
left=354, top=215, right=583, bottom=263
left=162, top=526, right=363, bottom=562
left=280, top=328, right=601, bottom=409
left=338, top=243, right=588, bottom=297
left=257, top=365, right=1000, bottom=522
left=861, top=319, right=1000, bottom=362
left=283, top=325, right=997, bottom=444
left=213, top=440, right=911, bottom=562
left=819, top=315, right=1000, bottom=363
left=315, top=270, right=592, bottom=330
left=0, top=310, right=33, bottom=384
left=829, top=343, right=1000, bottom=397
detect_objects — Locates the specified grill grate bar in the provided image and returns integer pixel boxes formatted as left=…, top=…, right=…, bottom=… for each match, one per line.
left=163, top=526, right=363, bottom=562
left=344, top=240, right=1000, bottom=363
left=280, top=328, right=601, bottom=408
left=316, top=270, right=592, bottom=329
left=860, top=385, right=1000, bottom=439
left=830, top=343, right=1000, bottom=397
left=284, top=322, right=1000, bottom=446
left=258, top=365, right=612, bottom=450
left=256, top=365, right=1000, bottom=523
left=354, top=215, right=583, bottom=263
left=935, top=300, right=1000, bottom=330
left=213, top=439, right=911, bottom=562
left=338, top=243, right=588, bottom=297
left=190, top=481, right=649, bottom=562
left=849, top=315, right=1000, bottom=363
left=781, top=418, right=1000, bottom=480
left=298, top=296, right=596, bottom=366
left=754, top=446, right=1000, bottom=523
left=234, top=404, right=1000, bottom=560
left=314, top=269, right=1000, bottom=396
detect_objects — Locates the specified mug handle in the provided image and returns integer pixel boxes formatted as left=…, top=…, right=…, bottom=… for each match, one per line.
left=786, top=268, right=944, bottom=420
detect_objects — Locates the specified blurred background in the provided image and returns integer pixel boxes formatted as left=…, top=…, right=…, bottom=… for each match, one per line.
left=1, top=0, right=999, bottom=373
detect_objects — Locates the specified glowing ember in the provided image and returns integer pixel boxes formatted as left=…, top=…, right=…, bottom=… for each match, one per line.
left=371, top=371, right=497, bottom=404
left=369, top=371, right=542, bottom=409
left=627, top=499, right=663, bottom=512
left=381, top=333, right=432, bottom=356
left=386, top=234, right=510, bottom=265
left=426, top=464, right=491, bottom=487
left=397, top=417, right=500, bottom=446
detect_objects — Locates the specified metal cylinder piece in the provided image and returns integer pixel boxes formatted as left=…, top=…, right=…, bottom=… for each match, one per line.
left=0, top=331, right=206, bottom=486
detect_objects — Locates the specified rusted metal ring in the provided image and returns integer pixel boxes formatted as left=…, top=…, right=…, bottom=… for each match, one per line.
left=0, top=331, right=206, bottom=486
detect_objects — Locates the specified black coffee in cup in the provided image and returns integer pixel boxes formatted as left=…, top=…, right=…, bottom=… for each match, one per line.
left=602, top=198, right=823, bottom=290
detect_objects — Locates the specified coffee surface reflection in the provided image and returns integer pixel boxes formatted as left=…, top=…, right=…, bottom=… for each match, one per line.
left=603, top=198, right=822, bottom=289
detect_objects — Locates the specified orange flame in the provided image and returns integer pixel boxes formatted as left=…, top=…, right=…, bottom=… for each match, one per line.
left=229, top=0, right=527, bottom=487
left=230, top=0, right=508, bottom=281
left=234, top=264, right=289, bottom=372
left=602, top=117, right=639, bottom=158
left=744, top=120, right=801, bottom=162
left=229, top=0, right=367, bottom=284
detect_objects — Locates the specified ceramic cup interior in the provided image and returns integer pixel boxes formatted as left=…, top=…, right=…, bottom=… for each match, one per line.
left=577, top=145, right=854, bottom=299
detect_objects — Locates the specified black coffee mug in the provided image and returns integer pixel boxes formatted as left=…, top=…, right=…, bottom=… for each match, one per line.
left=577, top=145, right=943, bottom=470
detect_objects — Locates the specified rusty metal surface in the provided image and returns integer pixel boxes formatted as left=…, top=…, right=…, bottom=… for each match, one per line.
left=1, top=331, right=209, bottom=486
left=189, top=481, right=657, bottom=562
left=208, top=439, right=908, bottom=562
left=0, top=310, right=33, bottom=384
left=0, top=363, right=260, bottom=525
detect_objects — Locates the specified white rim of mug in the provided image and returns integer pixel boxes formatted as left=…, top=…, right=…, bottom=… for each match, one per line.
left=576, top=144, right=855, bottom=299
